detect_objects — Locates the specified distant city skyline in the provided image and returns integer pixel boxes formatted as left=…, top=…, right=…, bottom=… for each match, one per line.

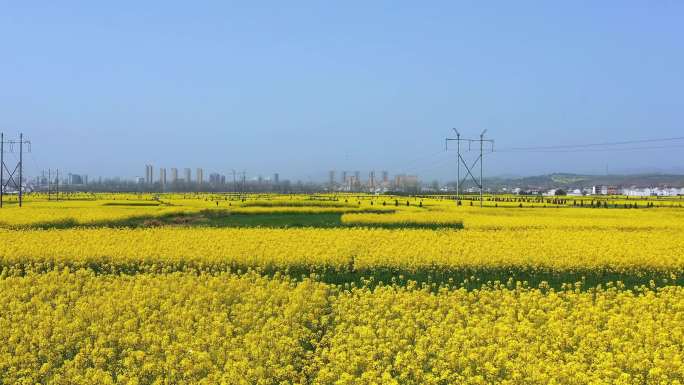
left=2, top=2, right=683, bottom=180
left=13, top=150, right=684, bottom=185
left=20, top=163, right=684, bottom=187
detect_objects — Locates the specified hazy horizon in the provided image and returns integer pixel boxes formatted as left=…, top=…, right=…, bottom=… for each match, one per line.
left=2, top=2, right=683, bottom=182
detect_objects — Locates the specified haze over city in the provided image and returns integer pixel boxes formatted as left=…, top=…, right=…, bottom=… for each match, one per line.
left=2, top=1, right=683, bottom=181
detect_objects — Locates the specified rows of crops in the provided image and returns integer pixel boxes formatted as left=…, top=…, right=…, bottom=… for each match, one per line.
left=1, top=227, right=683, bottom=284
left=2, top=271, right=683, bottom=384
left=1, top=193, right=683, bottom=384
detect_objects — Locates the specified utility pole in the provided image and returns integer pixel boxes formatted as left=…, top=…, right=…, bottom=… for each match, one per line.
left=233, top=170, right=246, bottom=196
left=231, top=170, right=247, bottom=197
left=0, top=133, right=31, bottom=208
left=234, top=170, right=247, bottom=199
left=457, top=131, right=460, bottom=199
left=19, top=133, right=23, bottom=207
left=445, top=129, right=493, bottom=207
left=480, top=130, right=485, bottom=207
left=45, top=169, right=59, bottom=201
left=455, top=130, right=461, bottom=199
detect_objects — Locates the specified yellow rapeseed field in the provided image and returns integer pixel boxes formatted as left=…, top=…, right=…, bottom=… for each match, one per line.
left=312, top=282, right=684, bottom=385
left=1, top=193, right=684, bottom=383
left=1, top=271, right=683, bottom=384
left=0, top=270, right=331, bottom=385
left=0, top=200, right=192, bottom=227
left=1, top=226, right=683, bottom=278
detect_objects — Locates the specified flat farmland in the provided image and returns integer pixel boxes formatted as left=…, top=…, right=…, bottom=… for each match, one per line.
left=1, top=193, right=683, bottom=384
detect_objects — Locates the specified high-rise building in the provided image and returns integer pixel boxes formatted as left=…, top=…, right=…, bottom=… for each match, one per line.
left=329, top=170, right=335, bottom=188
left=382, top=171, right=389, bottom=184
left=170, top=168, right=178, bottom=183
left=159, top=168, right=167, bottom=185
left=196, top=168, right=203, bottom=184
left=68, top=173, right=84, bottom=185
left=184, top=168, right=191, bottom=183
left=145, top=165, right=154, bottom=184
left=369, top=171, right=375, bottom=190
left=209, top=173, right=225, bottom=185
left=394, top=174, right=419, bottom=192
left=342, top=172, right=357, bottom=192
left=273, top=173, right=279, bottom=184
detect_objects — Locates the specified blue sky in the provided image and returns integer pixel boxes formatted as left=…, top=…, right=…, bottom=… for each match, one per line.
left=1, top=1, right=682, bottom=181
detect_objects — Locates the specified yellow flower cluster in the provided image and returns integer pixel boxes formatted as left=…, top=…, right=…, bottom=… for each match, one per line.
left=0, top=200, right=193, bottom=228
left=230, top=206, right=389, bottom=214
left=341, top=211, right=463, bottom=227
left=312, top=283, right=684, bottom=385
left=0, top=196, right=393, bottom=227
left=2, top=271, right=683, bottom=384
left=2, top=194, right=684, bottom=383
left=3, top=194, right=683, bottom=229
left=451, top=206, right=684, bottom=230
left=0, top=270, right=331, bottom=385
left=341, top=203, right=684, bottom=230
left=1, top=227, right=682, bottom=277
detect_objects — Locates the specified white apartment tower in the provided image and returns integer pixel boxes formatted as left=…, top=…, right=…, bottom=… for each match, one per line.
left=145, top=165, right=154, bottom=184
left=159, top=168, right=167, bottom=185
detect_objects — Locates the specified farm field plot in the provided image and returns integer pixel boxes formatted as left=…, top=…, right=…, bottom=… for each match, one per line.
left=2, top=226, right=684, bottom=287
left=6, top=3, right=684, bottom=383
left=2, top=271, right=683, bottom=385
left=1, top=193, right=684, bottom=384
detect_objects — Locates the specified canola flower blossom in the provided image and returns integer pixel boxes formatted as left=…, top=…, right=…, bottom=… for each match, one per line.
left=1, top=271, right=683, bottom=384
left=344, top=205, right=684, bottom=230
left=0, top=200, right=193, bottom=228
left=0, top=270, right=331, bottom=385
left=312, top=282, right=684, bottom=385
left=2, top=194, right=684, bottom=384
left=0, top=196, right=390, bottom=228
left=1, top=227, right=683, bottom=278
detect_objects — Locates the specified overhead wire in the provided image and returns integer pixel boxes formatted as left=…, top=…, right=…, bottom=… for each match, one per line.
left=438, top=133, right=684, bottom=186
left=496, top=136, right=684, bottom=152
left=378, top=148, right=446, bottom=176
left=404, top=152, right=452, bottom=176
left=491, top=143, right=684, bottom=154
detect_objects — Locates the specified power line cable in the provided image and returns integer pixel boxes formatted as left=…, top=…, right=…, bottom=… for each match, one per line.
left=497, top=136, right=684, bottom=152
left=404, top=152, right=452, bottom=175
left=383, top=149, right=445, bottom=172
left=492, top=143, right=684, bottom=154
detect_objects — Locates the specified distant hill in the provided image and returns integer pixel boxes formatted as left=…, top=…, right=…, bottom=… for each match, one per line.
left=484, top=173, right=684, bottom=190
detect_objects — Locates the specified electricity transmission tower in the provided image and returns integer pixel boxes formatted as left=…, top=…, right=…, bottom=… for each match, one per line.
left=231, top=170, right=246, bottom=196
left=445, top=129, right=494, bottom=207
left=44, top=168, right=60, bottom=201
left=1, top=133, right=31, bottom=208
